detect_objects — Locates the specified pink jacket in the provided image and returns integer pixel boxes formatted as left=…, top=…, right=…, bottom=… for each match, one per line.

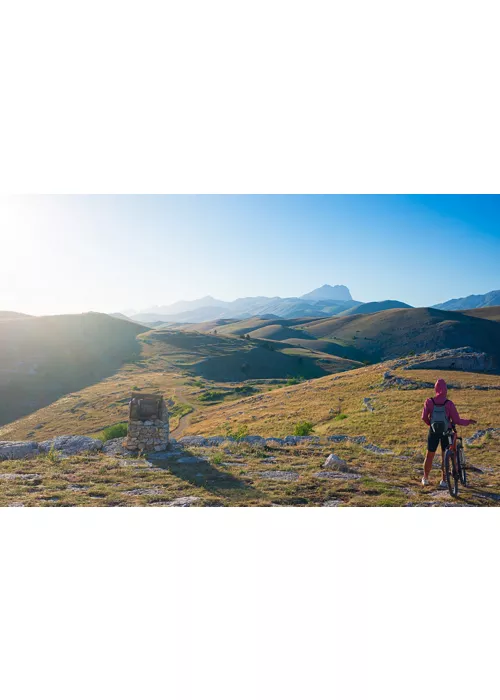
left=422, top=378, right=473, bottom=427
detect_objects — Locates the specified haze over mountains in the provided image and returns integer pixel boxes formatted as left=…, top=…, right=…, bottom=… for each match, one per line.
left=122, top=283, right=500, bottom=324
left=128, top=284, right=400, bottom=324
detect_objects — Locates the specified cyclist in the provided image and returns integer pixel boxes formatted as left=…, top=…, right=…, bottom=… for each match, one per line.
left=421, top=378, right=476, bottom=487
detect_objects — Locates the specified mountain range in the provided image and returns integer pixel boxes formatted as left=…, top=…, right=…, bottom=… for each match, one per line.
left=128, top=284, right=403, bottom=324
left=433, top=289, right=500, bottom=311
left=125, top=284, right=500, bottom=324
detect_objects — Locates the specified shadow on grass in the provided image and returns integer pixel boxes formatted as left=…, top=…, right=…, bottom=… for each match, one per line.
left=149, top=446, right=264, bottom=499
left=463, top=487, right=500, bottom=504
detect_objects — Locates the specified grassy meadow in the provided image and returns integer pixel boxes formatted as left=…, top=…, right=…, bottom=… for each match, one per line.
left=1, top=311, right=500, bottom=507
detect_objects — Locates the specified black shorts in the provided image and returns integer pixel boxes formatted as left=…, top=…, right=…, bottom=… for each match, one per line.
left=427, top=429, right=453, bottom=453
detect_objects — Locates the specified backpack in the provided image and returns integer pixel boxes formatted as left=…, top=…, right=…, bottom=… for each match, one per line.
left=430, top=398, right=450, bottom=435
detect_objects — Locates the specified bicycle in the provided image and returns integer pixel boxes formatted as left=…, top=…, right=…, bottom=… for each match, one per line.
left=444, top=428, right=467, bottom=498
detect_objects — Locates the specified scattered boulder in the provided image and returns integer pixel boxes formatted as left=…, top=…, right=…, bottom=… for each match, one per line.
left=323, top=453, right=347, bottom=468
left=0, top=441, right=39, bottom=461
left=362, top=443, right=394, bottom=455
left=381, top=371, right=434, bottom=391
left=241, top=436, right=267, bottom=446
left=203, top=436, right=226, bottom=446
left=39, top=435, right=103, bottom=456
left=284, top=435, right=320, bottom=445
left=118, top=459, right=154, bottom=468
left=363, top=398, right=375, bottom=412
left=179, top=436, right=211, bottom=447
left=102, top=438, right=136, bottom=456
left=352, top=436, right=367, bottom=445
left=465, top=428, right=500, bottom=445
left=165, top=496, right=200, bottom=507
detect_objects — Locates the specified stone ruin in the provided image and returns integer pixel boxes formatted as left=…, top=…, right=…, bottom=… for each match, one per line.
left=125, top=392, right=169, bottom=452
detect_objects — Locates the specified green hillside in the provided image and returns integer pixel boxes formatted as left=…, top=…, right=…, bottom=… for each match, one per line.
left=295, top=307, right=500, bottom=362
left=0, top=313, right=146, bottom=427
left=142, top=328, right=331, bottom=381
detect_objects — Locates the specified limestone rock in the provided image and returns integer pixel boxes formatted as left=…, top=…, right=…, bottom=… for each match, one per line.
left=363, top=397, right=374, bottom=412
left=398, top=347, right=495, bottom=372
left=165, top=496, right=200, bottom=507
left=323, top=453, right=347, bottom=468
left=102, top=438, right=137, bottom=456
left=240, top=436, right=267, bottom=446
left=0, top=441, right=39, bottom=461
left=39, top=435, right=103, bottom=456
left=179, top=436, right=210, bottom=447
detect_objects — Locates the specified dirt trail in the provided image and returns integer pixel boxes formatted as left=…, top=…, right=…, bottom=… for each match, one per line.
left=170, top=386, right=195, bottom=438
left=171, top=411, right=193, bottom=438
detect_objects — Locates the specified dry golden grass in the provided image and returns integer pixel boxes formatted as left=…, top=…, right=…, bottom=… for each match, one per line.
left=185, top=364, right=500, bottom=450
left=2, top=432, right=499, bottom=507
left=2, top=338, right=500, bottom=507
left=0, top=335, right=274, bottom=442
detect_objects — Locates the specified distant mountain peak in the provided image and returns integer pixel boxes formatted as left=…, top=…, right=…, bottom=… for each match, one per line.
left=301, top=284, right=353, bottom=302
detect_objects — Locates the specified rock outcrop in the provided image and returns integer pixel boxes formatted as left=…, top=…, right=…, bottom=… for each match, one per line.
left=0, top=441, right=39, bottom=461
left=394, top=347, right=496, bottom=372
left=39, top=436, right=103, bottom=456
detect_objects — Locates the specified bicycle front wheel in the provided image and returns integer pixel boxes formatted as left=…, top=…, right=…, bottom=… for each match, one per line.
left=445, top=450, right=459, bottom=498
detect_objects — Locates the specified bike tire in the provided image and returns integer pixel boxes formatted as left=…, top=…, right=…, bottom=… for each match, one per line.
left=445, top=450, right=459, bottom=498
left=457, top=445, right=467, bottom=487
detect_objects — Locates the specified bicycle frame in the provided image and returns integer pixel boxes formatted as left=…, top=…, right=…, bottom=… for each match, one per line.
left=446, top=429, right=459, bottom=454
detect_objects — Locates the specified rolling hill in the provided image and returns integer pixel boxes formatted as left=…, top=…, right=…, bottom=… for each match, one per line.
left=140, top=329, right=349, bottom=381
left=0, top=312, right=146, bottom=427
left=294, top=307, right=500, bottom=363
left=174, top=307, right=500, bottom=366
left=460, top=306, right=500, bottom=322
left=338, top=300, right=412, bottom=316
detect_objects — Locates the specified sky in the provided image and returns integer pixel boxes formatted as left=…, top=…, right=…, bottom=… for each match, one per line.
left=1, top=194, right=500, bottom=316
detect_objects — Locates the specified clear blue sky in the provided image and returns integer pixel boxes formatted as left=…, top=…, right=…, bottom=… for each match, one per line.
left=2, top=195, right=499, bottom=315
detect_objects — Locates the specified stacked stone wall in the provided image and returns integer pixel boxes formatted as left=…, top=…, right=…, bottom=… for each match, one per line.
left=125, top=397, right=169, bottom=452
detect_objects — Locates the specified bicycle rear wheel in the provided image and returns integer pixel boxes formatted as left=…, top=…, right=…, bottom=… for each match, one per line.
left=457, top=443, right=467, bottom=487
left=445, top=450, right=459, bottom=497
